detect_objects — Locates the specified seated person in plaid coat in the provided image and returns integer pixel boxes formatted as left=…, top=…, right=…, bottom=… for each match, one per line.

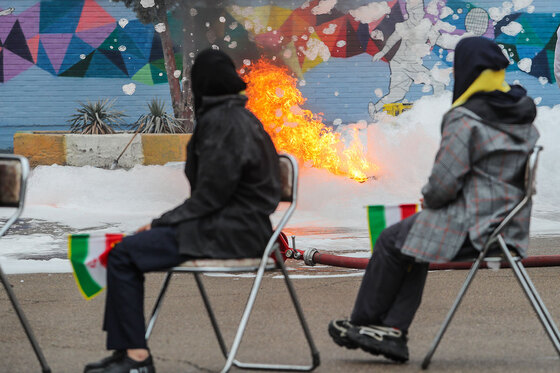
left=329, top=36, right=540, bottom=363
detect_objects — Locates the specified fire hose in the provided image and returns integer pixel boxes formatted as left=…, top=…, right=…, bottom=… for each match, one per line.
left=276, top=232, right=560, bottom=270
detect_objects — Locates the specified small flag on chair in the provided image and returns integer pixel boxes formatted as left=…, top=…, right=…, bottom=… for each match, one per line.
left=367, top=204, right=420, bottom=251
left=68, top=233, right=124, bottom=300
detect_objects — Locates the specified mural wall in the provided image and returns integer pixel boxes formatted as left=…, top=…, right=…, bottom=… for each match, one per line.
left=0, top=0, right=558, bottom=150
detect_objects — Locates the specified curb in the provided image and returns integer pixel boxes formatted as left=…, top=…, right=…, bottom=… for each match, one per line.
left=13, top=132, right=192, bottom=168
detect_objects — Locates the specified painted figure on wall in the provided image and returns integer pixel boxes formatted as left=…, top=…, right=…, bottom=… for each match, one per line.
left=368, top=0, right=451, bottom=117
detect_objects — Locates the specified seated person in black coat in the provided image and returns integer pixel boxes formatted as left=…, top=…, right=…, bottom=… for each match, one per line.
left=84, top=49, right=282, bottom=373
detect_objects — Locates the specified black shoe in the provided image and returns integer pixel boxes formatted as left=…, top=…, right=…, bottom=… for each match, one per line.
left=84, top=351, right=126, bottom=372
left=347, top=325, right=409, bottom=363
left=102, top=355, right=155, bottom=373
left=328, top=319, right=358, bottom=349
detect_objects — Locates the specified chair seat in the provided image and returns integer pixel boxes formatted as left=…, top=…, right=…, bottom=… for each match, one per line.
left=452, top=245, right=520, bottom=263
left=145, top=154, right=320, bottom=372
left=172, top=257, right=277, bottom=272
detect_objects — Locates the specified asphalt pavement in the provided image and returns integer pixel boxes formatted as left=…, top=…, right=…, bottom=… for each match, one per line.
left=1, top=236, right=560, bottom=373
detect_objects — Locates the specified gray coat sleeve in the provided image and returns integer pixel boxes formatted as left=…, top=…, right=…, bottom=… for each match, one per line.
left=421, top=111, right=472, bottom=209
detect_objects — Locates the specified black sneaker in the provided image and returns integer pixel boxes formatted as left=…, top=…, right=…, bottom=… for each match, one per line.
left=102, top=355, right=155, bottom=373
left=347, top=325, right=409, bottom=363
left=84, top=350, right=125, bottom=372
left=328, top=319, right=358, bottom=349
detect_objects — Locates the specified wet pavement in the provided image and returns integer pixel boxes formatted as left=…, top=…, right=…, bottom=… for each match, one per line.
left=0, top=236, right=559, bottom=372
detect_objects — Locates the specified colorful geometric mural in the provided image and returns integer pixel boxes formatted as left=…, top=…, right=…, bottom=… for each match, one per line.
left=0, top=0, right=166, bottom=84
left=0, top=0, right=559, bottom=152
left=0, top=0, right=558, bottom=88
left=494, top=11, right=559, bottom=82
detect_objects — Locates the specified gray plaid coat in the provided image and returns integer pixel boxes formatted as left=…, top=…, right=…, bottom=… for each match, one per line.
left=401, top=105, right=539, bottom=262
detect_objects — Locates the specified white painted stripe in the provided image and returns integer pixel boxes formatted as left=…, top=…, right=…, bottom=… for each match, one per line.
left=83, top=234, right=108, bottom=288
left=384, top=205, right=401, bottom=227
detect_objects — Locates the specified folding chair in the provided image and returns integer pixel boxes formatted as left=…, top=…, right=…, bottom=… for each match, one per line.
left=145, top=153, right=320, bottom=373
left=0, top=155, right=51, bottom=373
left=422, top=145, right=560, bottom=369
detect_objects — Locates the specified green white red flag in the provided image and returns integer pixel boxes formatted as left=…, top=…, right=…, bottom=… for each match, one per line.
left=367, top=204, right=420, bottom=251
left=68, top=233, right=124, bottom=300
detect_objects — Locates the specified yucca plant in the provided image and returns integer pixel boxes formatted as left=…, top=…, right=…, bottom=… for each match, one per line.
left=134, top=98, right=186, bottom=134
left=68, top=99, right=126, bottom=134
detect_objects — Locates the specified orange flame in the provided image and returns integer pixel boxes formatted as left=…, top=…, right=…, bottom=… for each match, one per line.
left=243, top=59, right=378, bottom=183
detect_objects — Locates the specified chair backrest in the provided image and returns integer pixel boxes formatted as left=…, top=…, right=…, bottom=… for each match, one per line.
left=486, top=145, right=542, bottom=247
left=278, top=154, right=297, bottom=203
left=0, top=155, right=29, bottom=237
left=264, top=154, right=298, bottom=258
left=524, top=145, right=542, bottom=197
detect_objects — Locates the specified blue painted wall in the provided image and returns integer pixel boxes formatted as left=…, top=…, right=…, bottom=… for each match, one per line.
left=0, top=0, right=559, bottom=150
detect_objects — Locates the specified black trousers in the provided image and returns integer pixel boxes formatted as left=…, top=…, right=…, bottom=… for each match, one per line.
left=350, top=214, right=476, bottom=332
left=103, top=226, right=189, bottom=350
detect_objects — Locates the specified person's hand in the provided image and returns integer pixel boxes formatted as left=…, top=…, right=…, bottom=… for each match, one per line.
left=136, top=223, right=152, bottom=233
left=372, top=52, right=383, bottom=62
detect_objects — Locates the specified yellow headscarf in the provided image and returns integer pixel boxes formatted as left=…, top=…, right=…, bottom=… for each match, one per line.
left=452, top=69, right=511, bottom=108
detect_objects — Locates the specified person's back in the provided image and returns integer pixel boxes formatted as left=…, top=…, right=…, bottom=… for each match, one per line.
left=84, top=49, right=281, bottom=373
left=458, top=87, right=538, bottom=252
left=402, top=37, right=538, bottom=262
left=329, top=37, right=539, bottom=364
left=179, top=92, right=281, bottom=259
left=152, top=49, right=282, bottom=260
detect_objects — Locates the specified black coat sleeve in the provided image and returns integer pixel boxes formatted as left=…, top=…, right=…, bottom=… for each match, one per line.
left=151, top=112, right=247, bottom=226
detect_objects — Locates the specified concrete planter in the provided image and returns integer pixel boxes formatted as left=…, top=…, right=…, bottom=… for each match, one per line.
left=13, top=132, right=192, bottom=168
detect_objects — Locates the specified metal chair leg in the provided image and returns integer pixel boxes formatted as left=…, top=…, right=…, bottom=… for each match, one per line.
left=275, top=250, right=320, bottom=369
left=0, top=267, right=51, bottom=373
left=193, top=273, right=229, bottom=358
left=227, top=251, right=319, bottom=371
left=220, top=261, right=270, bottom=373
left=422, top=254, right=485, bottom=370
left=499, top=237, right=560, bottom=355
left=145, top=271, right=174, bottom=340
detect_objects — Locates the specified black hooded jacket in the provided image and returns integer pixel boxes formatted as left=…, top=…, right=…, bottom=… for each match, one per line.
left=453, top=37, right=537, bottom=126
left=151, top=49, right=282, bottom=259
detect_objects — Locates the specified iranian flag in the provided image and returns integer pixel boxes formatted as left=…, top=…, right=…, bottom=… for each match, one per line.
left=367, top=204, right=420, bottom=251
left=68, top=233, right=124, bottom=300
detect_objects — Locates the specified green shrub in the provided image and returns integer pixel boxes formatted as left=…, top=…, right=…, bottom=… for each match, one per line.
left=135, top=98, right=186, bottom=134
left=68, top=99, right=126, bottom=134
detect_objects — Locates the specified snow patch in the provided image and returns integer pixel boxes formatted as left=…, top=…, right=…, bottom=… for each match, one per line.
left=302, top=38, right=331, bottom=61
left=517, top=58, right=532, bottom=73
left=322, top=24, right=337, bottom=35
left=154, top=23, right=166, bottom=33
left=140, top=0, right=154, bottom=8
left=122, top=83, right=136, bottom=95
left=501, top=21, right=523, bottom=36
left=311, top=0, right=337, bottom=15
left=349, top=1, right=391, bottom=24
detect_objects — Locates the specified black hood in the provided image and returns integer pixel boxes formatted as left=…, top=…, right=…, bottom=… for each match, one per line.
left=453, top=37, right=509, bottom=103
left=462, top=85, right=537, bottom=126
left=454, top=37, right=536, bottom=128
left=191, top=49, right=247, bottom=116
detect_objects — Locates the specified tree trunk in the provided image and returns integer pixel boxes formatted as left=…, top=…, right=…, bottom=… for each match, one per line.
left=155, top=2, right=185, bottom=120
left=180, top=2, right=196, bottom=133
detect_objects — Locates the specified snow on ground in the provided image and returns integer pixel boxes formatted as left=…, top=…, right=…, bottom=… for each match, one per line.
left=1, top=93, right=559, bottom=274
